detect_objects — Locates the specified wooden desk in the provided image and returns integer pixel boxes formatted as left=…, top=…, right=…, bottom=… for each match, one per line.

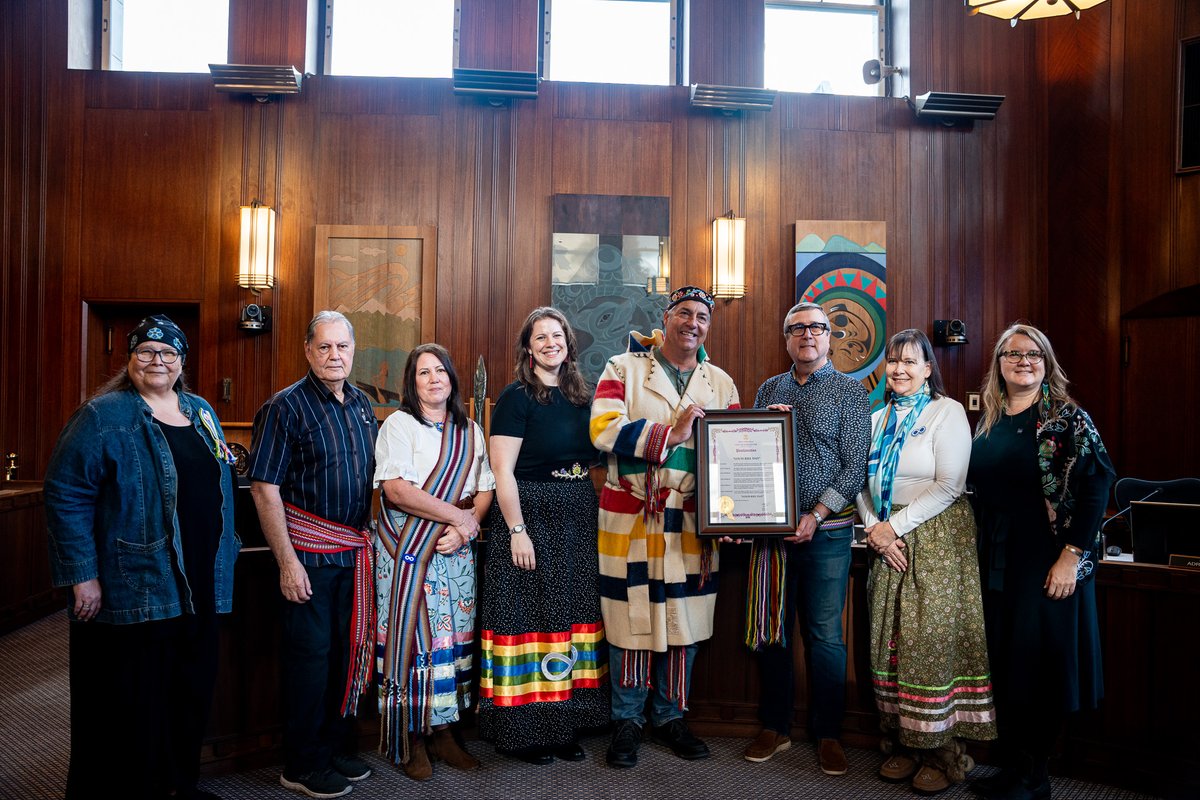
left=0, top=481, right=68, bottom=634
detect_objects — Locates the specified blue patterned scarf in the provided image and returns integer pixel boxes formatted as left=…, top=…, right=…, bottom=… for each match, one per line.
left=866, top=384, right=931, bottom=521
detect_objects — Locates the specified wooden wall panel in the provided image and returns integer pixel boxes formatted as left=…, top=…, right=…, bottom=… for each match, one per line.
left=228, top=0, right=316, bottom=70
left=314, top=113, right=442, bottom=225
left=78, top=108, right=215, bottom=300
left=687, top=0, right=765, bottom=88
left=550, top=119, right=673, bottom=197
left=1119, top=0, right=1178, bottom=314
left=457, top=0, right=540, bottom=72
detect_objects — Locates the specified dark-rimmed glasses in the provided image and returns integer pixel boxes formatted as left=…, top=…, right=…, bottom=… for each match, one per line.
left=999, top=350, right=1044, bottom=364
left=785, top=322, right=831, bottom=337
left=133, top=348, right=181, bottom=364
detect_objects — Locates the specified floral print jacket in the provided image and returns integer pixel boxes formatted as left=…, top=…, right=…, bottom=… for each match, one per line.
left=1034, top=395, right=1116, bottom=582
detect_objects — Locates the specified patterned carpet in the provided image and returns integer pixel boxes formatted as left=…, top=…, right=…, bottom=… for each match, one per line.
left=0, top=612, right=1160, bottom=800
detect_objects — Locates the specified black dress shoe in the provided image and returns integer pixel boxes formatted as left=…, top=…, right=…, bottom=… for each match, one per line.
left=606, top=720, right=643, bottom=768
left=554, top=741, right=586, bottom=761
left=651, top=718, right=710, bottom=760
left=505, top=747, right=553, bottom=765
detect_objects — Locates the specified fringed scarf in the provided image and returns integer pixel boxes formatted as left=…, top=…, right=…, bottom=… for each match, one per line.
left=866, top=384, right=932, bottom=522
left=619, top=647, right=692, bottom=712
left=283, top=502, right=375, bottom=716
left=375, top=419, right=474, bottom=764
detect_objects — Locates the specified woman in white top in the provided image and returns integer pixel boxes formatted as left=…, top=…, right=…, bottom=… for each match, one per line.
left=373, top=344, right=495, bottom=782
left=856, top=329, right=996, bottom=795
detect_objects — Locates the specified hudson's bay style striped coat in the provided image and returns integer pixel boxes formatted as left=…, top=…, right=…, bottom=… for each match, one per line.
left=589, top=333, right=740, bottom=652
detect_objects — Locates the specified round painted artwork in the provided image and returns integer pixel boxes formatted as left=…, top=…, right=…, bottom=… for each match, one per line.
left=796, top=251, right=888, bottom=409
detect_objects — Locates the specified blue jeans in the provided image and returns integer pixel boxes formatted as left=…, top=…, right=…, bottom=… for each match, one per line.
left=756, top=526, right=853, bottom=739
left=609, top=643, right=698, bottom=727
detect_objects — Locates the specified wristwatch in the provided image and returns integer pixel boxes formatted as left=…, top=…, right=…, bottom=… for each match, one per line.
left=810, top=509, right=825, bottom=525
left=510, top=524, right=528, bottom=535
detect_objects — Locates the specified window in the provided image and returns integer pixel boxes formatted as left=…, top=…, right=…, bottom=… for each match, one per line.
left=544, top=0, right=677, bottom=86
left=101, top=0, right=229, bottom=72
left=324, top=0, right=454, bottom=78
left=764, top=1, right=884, bottom=97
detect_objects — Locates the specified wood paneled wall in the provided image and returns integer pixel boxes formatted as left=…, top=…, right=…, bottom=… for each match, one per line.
left=4, top=0, right=1068, bottom=478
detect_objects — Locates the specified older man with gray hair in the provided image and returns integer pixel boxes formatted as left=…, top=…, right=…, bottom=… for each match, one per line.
left=742, top=301, right=871, bottom=777
left=249, top=310, right=379, bottom=799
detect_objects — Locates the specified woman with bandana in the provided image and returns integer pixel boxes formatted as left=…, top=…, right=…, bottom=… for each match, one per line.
left=44, top=314, right=240, bottom=800
left=856, top=329, right=996, bottom=795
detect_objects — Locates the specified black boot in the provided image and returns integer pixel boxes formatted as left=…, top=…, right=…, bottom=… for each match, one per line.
left=986, top=755, right=1050, bottom=800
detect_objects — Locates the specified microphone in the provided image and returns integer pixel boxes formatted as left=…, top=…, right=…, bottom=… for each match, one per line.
left=1101, top=487, right=1162, bottom=532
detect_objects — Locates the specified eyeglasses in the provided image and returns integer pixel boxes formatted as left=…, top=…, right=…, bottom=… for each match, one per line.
left=785, top=322, right=831, bottom=337
left=999, top=350, right=1045, bottom=364
left=133, top=348, right=181, bottom=364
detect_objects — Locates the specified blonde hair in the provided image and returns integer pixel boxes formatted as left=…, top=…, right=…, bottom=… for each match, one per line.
left=975, top=322, right=1075, bottom=438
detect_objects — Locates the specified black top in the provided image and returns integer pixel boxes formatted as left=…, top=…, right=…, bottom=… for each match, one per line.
left=155, top=418, right=223, bottom=612
left=490, top=381, right=598, bottom=481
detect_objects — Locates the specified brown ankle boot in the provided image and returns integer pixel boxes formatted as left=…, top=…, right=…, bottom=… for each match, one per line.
left=428, top=727, right=480, bottom=771
left=404, top=736, right=433, bottom=781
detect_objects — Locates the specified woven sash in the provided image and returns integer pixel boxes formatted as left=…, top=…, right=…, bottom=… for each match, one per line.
left=375, top=419, right=474, bottom=763
left=283, top=502, right=375, bottom=716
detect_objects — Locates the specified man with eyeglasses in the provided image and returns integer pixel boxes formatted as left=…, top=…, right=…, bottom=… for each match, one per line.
left=591, top=285, right=740, bottom=769
left=248, top=310, right=379, bottom=799
left=741, top=300, right=871, bottom=777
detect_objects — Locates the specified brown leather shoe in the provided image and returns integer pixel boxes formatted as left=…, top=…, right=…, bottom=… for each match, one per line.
left=818, top=738, right=849, bottom=776
left=403, top=737, right=433, bottom=782
left=428, top=727, right=480, bottom=771
left=744, top=729, right=792, bottom=763
left=880, top=753, right=919, bottom=782
left=913, top=764, right=952, bottom=795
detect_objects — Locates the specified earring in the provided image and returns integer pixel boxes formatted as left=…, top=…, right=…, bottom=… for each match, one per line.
left=528, top=352, right=534, bottom=369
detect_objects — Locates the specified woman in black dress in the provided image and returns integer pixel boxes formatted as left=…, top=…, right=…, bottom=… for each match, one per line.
left=967, top=323, right=1114, bottom=800
left=477, top=306, right=610, bottom=763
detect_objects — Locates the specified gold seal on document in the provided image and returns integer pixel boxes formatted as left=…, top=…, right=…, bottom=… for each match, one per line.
left=718, top=495, right=736, bottom=521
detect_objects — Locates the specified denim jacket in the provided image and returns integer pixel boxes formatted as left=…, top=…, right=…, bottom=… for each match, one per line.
left=45, top=387, right=240, bottom=624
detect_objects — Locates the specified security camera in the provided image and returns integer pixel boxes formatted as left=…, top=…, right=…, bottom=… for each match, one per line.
left=239, top=303, right=272, bottom=333
left=932, top=319, right=968, bottom=346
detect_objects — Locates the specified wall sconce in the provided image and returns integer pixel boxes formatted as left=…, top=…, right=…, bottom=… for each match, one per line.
left=238, top=201, right=276, bottom=292
left=647, top=238, right=671, bottom=295
left=712, top=212, right=746, bottom=299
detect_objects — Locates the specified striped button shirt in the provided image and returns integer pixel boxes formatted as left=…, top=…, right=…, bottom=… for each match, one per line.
left=249, top=371, right=378, bottom=567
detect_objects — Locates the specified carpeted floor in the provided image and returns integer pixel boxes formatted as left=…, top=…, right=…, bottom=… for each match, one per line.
left=0, top=612, right=1160, bottom=800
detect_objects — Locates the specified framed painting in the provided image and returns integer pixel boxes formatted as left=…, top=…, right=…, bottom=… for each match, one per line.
left=314, top=225, right=437, bottom=418
left=795, top=221, right=887, bottom=411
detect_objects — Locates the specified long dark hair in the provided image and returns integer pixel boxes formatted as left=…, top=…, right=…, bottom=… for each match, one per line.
left=399, top=343, right=468, bottom=428
left=512, top=306, right=591, bottom=406
left=883, top=328, right=944, bottom=401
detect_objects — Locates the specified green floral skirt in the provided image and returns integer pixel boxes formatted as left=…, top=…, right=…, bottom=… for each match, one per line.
left=867, top=496, right=997, bottom=750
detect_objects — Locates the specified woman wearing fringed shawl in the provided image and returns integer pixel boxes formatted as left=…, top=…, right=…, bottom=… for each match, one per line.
left=967, top=324, right=1114, bottom=800
left=855, top=329, right=995, bottom=795
left=373, top=344, right=495, bottom=782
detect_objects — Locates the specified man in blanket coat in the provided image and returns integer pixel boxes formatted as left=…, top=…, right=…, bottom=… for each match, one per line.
left=589, top=285, right=740, bottom=769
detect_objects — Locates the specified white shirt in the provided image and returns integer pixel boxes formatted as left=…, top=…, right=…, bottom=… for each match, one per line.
left=373, top=410, right=495, bottom=498
left=855, top=395, right=971, bottom=537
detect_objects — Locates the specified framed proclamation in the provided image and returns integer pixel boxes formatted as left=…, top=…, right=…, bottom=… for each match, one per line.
left=696, top=410, right=798, bottom=537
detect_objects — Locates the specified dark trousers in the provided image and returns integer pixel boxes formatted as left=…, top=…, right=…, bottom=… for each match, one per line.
left=280, top=563, right=358, bottom=777
left=756, top=530, right=853, bottom=740
left=66, top=612, right=220, bottom=800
